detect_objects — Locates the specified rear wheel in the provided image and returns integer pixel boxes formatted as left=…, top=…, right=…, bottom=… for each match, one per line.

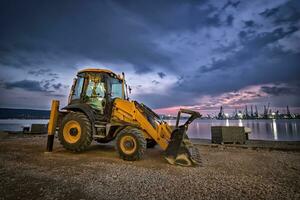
left=115, top=127, right=146, bottom=161
left=58, top=112, right=92, bottom=152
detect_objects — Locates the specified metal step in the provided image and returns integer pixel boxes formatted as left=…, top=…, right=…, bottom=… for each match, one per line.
left=93, top=134, right=106, bottom=139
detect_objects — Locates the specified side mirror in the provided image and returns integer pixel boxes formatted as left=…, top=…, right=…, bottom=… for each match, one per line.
left=128, top=86, right=132, bottom=94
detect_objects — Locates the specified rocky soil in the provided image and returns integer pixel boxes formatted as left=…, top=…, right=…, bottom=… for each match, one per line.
left=0, top=133, right=299, bottom=200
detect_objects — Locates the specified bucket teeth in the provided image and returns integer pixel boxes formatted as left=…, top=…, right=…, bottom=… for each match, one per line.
left=164, top=147, right=202, bottom=167
left=164, top=154, right=193, bottom=167
left=164, top=155, right=176, bottom=165
left=174, top=154, right=193, bottom=167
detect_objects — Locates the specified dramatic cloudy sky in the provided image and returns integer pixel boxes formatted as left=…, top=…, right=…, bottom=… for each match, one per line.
left=0, top=0, right=299, bottom=115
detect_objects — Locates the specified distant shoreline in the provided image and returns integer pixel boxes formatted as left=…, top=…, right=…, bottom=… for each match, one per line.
left=0, top=108, right=50, bottom=119
left=0, top=118, right=50, bottom=120
left=1, top=118, right=300, bottom=120
left=1, top=108, right=300, bottom=120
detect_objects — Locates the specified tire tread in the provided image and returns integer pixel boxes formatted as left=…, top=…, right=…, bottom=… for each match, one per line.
left=116, top=127, right=146, bottom=161
left=58, top=112, right=92, bottom=152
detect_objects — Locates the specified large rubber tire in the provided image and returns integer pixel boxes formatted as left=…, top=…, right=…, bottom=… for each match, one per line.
left=146, top=139, right=157, bottom=148
left=115, top=127, right=146, bottom=161
left=58, top=112, right=93, bottom=152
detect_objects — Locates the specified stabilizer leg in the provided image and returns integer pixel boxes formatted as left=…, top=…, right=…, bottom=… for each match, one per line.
left=46, top=100, right=59, bottom=152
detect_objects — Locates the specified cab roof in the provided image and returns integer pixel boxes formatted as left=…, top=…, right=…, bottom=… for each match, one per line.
left=78, top=68, right=123, bottom=80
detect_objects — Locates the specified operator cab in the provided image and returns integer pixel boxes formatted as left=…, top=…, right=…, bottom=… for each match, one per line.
left=68, top=68, right=127, bottom=115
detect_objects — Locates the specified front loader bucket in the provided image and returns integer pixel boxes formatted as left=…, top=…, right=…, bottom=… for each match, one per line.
left=164, top=109, right=202, bottom=167
left=164, top=126, right=202, bottom=167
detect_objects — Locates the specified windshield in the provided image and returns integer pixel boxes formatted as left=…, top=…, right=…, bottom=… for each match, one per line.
left=86, top=77, right=105, bottom=98
left=109, top=77, right=123, bottom=99
left=84, top=73, right=106, bottom=113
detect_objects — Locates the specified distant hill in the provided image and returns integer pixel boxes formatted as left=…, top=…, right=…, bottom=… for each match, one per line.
left=0, top=108, right=50, bottom=119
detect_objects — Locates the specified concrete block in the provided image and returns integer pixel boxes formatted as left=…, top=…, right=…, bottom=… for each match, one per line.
left=211, top=126, right=251, bottom=144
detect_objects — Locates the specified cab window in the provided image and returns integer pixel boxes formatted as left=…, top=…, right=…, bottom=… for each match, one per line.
left=72, top=77, right=84, bottom=100
left=109, top=78, right=123, bottom=99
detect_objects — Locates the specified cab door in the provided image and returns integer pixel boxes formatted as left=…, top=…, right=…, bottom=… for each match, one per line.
left=69, top=75, right=85, bottom=104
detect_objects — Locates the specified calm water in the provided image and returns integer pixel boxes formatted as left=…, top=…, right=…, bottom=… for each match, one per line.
left=0, top=119, right=299, bottom=141
left=167, top=119, right=300, bottom=141
left=0, top=119, right=49, bottom=132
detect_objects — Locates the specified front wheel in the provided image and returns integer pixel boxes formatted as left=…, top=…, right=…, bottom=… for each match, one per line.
left=58, top=112, right=92, bottom=152
left=115, top=127, right=146, bottom=161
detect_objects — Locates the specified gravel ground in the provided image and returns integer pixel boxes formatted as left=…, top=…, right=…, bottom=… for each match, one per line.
left=0, top=134, right=299, bottom=200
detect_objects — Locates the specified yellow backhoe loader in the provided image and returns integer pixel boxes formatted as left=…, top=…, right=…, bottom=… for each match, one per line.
left=46, top=68, right=201, bottom=166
